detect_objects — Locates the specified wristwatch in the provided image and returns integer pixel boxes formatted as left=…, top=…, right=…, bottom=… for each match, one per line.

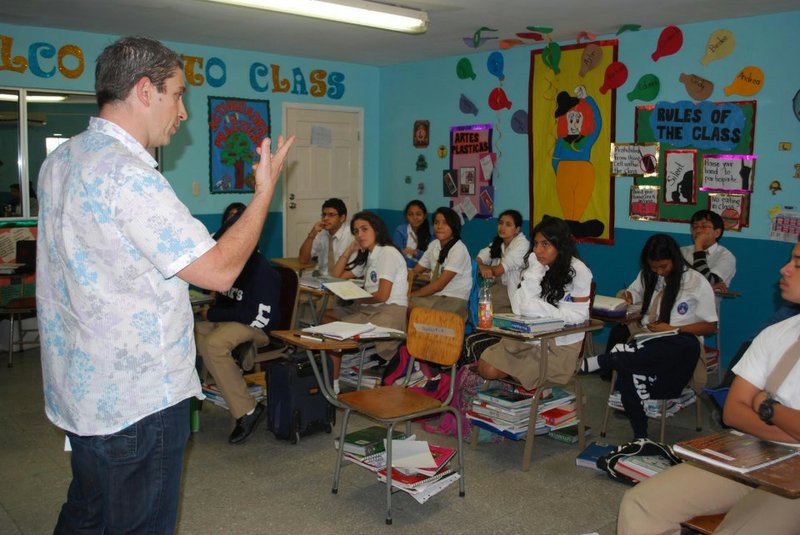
left=758, top=393, right=777, bottom=425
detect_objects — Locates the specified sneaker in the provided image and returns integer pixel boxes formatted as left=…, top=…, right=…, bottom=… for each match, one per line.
left=228, top=402, right=266, bottom=445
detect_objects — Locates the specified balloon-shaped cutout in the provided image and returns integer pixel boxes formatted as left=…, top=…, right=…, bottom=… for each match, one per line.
left=542, top=42, right=561, bottom=74
left=679, top=73, right=714, bottom=101
left=617, top=23, right=641, bottom=35
left=724, top=66, right=764, bottom=97
left=457, top=58, right=476, bottom=80
left=472, top=26, right=498, bottom=48
left=793, top=89, right=800, bottom=123
left=700, top=29, right=735, bottom=65
left=600, top=61, right=628, bottom=94
left=579, top=43, right=602, bottom=77
left=526, top=26, right=553, bottom=34
left=488, top=87, right=512, bottom=111
left=459, top=94, right=479, bottom=115
left=462, top=37, right=496, bottom=49
left=516, top=32, right=544, bottom=41
left=511, top=109, right=529, bottom=134
left=499, top=39, right=525, bottom=50
left=652, top=25, right=683, bottom=61
left=626, top=74, right=660, bottom=102
left=487, top=52, right=505, bottom=81
left=576, top=31, right=597, bottom=44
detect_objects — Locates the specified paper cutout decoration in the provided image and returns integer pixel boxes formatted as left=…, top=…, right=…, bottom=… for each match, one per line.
left=701, top=29, right=735, bottom=65
left=463, top=37, right=496, bottom=48
left=415, top=155, right=428, bottom=171
left=487, top=52, right=505, bottom=81
left=516, top=32, right=545, bottom=41
left=418, top=182, right=425, bottom=195
left=488, top=87, right=512, bottom=110
left=457, top=58, right=476, bottom=80
left=404, top=175, right=411, bottom=184
left=679, top=73, right=714, bottom=101
left=499, top=39, right=525, bottom=50
left=576, top=31, right=597, bottom=44
left=511, top=110, right=529, bottom=134
left=794, top=90, right=800, bottom=122
left=459, top=94, right=479, bottom=115
left=542, top=42, right=562, bottom=74
left=467, top=26, right=498, bottom=48
left=526, top=26, right=554, bottom=34
left=627, top=74, right=660, bottom=102
left=617, top=23, right=641, bottom=35
left=724, top=66, right=764, bottom=96
left=579, top=43, right=602, bottom=77
left=437, top=145, right=448, bottom=159
left=652, top=25, right=683, bottom=62
left=600, top=61, right=628, bottom=94
left=413, top=120, right=430, bottom=148
left=769, top=180, right=782, bottom=194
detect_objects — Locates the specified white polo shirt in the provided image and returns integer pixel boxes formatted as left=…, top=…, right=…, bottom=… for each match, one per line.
left=418, top=239, right=472, bottom=300
left=476, top=232, right=530, bottom=293
left=350, top=245, right=408, bottom=307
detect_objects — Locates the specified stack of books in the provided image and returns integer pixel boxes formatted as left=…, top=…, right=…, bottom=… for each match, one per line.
left=491, top=313, right=565, bottom=334
left=466, top=386, right=577, bottom=440
left=334, top=425, right=409, bottom=457
left=607, top=386, right=696, bottom=418
left=201, top=373, right=265, bottom=410
left=613, top=454, right=675, bottom=482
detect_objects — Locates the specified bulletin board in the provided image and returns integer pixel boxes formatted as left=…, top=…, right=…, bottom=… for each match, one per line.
left=633, top=100, right=755, bottom=226
left=448, top=123, right=494, bottom=219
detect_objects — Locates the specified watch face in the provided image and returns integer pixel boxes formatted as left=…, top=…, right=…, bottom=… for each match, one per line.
left=759, top=399, right=775, bottom=423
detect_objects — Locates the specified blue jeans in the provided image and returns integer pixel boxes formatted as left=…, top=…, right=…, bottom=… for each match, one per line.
left=55, top=399, right=191, bottom=535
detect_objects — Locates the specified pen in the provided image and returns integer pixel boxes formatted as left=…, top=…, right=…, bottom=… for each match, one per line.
left=296, top=333, right=324, bottom=342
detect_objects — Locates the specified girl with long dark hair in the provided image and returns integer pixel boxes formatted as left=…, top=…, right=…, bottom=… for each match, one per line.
left=475, top=209, right=529, bottom=313
left=476, top=216, right=592, bottom=390
left=583, top=234, right=718, bottom=438
left=393, top=200, right=431, bottom=268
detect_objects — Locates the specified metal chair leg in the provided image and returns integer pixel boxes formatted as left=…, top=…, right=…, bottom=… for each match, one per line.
left=332, top=409, right=352, bottom=494
left=7, top=313, right=15, bottom=368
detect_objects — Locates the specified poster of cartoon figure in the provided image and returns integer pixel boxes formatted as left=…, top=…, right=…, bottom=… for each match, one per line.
left=530, top=42, right=617, bottom=242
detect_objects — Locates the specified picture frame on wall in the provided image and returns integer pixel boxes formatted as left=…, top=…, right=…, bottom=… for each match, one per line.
left=663, top=149, right=696, bottom=205
left=459, top=167, right=476, bottom=195
left=708, top=193, right=746, bottom=232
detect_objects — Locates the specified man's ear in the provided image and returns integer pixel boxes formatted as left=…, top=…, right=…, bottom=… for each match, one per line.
left=133, top=76, right=153, bottom=107
left=713, top=227, right=722, bottom=241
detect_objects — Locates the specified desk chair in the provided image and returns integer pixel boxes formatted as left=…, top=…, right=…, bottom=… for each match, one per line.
left=1, top=297, right=38, bottom=367
left=332, top=307, right=466, bottom=525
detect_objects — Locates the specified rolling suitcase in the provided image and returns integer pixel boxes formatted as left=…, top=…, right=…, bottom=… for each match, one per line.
left=266, top=351, right=336, bottom=444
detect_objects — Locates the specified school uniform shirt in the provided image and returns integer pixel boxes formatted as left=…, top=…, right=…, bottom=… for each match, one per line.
left=680, top=242, right=736, bottom=286
left=510, top=257, right=593, bottom=346
left=627, top=266, right=718, bottom=340
left=349, top=245, right=409, bottom=307
left=418, top=239, right=473, bottom=301
left=310, top=222, right=354, bottom=276
left=732, top=314, right=800, bottom=409
left=476, top=233, right=530, bottom=296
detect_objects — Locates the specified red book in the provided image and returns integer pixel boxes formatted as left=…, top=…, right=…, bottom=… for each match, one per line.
left=540, top=404, right=577, bottom=426
left=395, top=444, right=457, bottom=477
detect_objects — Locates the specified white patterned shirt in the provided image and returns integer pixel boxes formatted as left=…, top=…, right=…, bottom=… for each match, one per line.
left=36, top=117, right=216, bottom=436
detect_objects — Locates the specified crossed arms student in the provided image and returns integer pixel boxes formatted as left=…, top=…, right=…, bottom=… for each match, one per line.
left=617, top=239, right=800, bottom=535
left=681, top=209, right=736, bottom=292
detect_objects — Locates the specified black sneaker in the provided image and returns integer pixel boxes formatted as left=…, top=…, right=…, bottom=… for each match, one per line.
left=228, top=402, right=266, bottom=445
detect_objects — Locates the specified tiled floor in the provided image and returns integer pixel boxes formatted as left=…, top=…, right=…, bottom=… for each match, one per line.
left=0, top=349, right=722, bottom=534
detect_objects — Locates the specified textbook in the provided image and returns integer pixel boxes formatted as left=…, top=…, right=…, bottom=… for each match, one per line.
left=377, top=467, right=455, bottom=491
left=632, top=328, right=680, bottom=344
left=322, top=280, right=373, bottom=300
left=303, top=321, right=376, bottom=340
left=333, top=425, right=408, bottom=456
left=614, top=455, right=674, bottom=481
left=576, top=442, right=617, bottom=472
left=492, top=313, right=565, bottom=334
left=395, top=444, right=456, bottom=477
left=475, top=388, right=534, bottom=409
left=545, top=425, right=591, bottom=444
left=539, top=402, right=577, bottom=426
left=591, top=295, right=628, bottom=317
left=673, top=430, right=800, bottom=473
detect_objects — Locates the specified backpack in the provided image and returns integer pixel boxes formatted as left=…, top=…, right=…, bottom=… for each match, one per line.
left=596, top=438, right=682, bottom=485
left=421, top=365, right=484, bottom=439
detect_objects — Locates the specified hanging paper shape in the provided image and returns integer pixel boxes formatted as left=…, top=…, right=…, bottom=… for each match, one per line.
left=600, top=61, right=628, bottom=94
left=617, top=23, right=641, bottom=35
left=456, top=58, right=477, bottom=80
left=626, top=74, right=660, bottom=102
left=700, top=29, right=735, bottom=65
left=516, top=32, right=544, bottom=41
left=724, top=66, right=764, bottom=96
left=576, top=31, right=597, bottom=44
left=437, top=145, right=448, bottom=159
left=579, top=43, right=602, bottom=77
left=652, top=25, right=683, bottom=61
left=417, top=182, right=426, bottom=195
left=488, top=87, right=512, bottom=110
left=526, top=26, right=554, bottom=34
left=469, top=26, right=498, bottom=48
left=462, top=37, right=496, bottom=49
left=459, top=94, right=479, bottom=115
left=542, top=42, right=562, bottom=74
left=793, top=89, right=800, bottom=122
left=487, top=52, right=505, bottom=81
left=768, top=180, right=781, bottom=194
left=679, top=73, right=714, bottom=101
left=499, top=39, right=525, bottom=50
left=415, top=155, right=428, bottom=171
left=511, top=110, right=529, bottom=134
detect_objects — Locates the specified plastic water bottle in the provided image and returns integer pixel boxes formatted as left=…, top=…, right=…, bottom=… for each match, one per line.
left=478, top=279, right=493, bottom=329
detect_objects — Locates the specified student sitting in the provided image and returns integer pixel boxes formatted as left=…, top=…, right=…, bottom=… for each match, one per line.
left=617, top=239, right=800, bottom=535
left=681, top=209, right=736, bottom=292
left=583, top=234, right=717, bottom=439
left=393, top=199, right=431, bottom=268
left=298, top=197, right=354, bottom=276
left=476, top=216, right=592, bottom=390
left=328, top=211, right=409, bottom=394
left=410, top=206, right=472, bottom=320
left=475, top=209, right=529, bottom=314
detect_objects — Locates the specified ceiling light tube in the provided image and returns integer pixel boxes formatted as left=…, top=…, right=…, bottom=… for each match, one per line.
left=202, top=0, right=429, bottom=34
left=0, top=94, right=67, bottom=102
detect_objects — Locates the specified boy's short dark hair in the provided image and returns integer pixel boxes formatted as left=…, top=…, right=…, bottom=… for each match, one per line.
left=690, top=209, right=724, bottom=241
left=322, top=198, right=347, bottom=216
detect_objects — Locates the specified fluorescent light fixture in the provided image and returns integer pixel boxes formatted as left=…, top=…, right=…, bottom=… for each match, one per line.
left=0, top=93, right=67, bottom=103
left=202, top=0, right=429, bottom=34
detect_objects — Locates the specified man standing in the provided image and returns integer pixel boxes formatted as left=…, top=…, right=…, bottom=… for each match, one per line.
left=36, top=37, right=293, bottom=533
left=298, top=198, right=353, bottom=276
left=681, top=209, right=736, bottom=292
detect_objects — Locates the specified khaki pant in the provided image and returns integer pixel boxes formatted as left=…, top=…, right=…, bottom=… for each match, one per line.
left=195, top=321, right=269, bottom=419
left=618, top=462, right=800, bottom=535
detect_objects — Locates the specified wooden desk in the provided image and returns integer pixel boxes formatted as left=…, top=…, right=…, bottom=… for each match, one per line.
left=271, top=257, right=317, bottom=275
left=681, top=454, right=800, bottom=499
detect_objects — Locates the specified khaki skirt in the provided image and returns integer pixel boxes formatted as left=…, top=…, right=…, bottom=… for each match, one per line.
left=480, top=337, right=583, bottom=391
left=336, top=303, right=407, bottom=360
left=411, top=295, right=468, bottom=321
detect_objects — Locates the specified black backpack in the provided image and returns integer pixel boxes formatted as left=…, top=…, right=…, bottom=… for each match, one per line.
left=596, top=438, right=682, bottom=485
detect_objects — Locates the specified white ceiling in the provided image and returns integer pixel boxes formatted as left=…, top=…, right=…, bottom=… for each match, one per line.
left=1, top=0, right=797, bottom=66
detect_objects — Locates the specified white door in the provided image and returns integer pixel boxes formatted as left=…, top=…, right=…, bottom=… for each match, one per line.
left=283, top=105, right=363, bottom=256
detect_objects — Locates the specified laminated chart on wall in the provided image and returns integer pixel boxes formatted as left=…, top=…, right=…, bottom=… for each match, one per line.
left=448, top=123, right=494, bottom=220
